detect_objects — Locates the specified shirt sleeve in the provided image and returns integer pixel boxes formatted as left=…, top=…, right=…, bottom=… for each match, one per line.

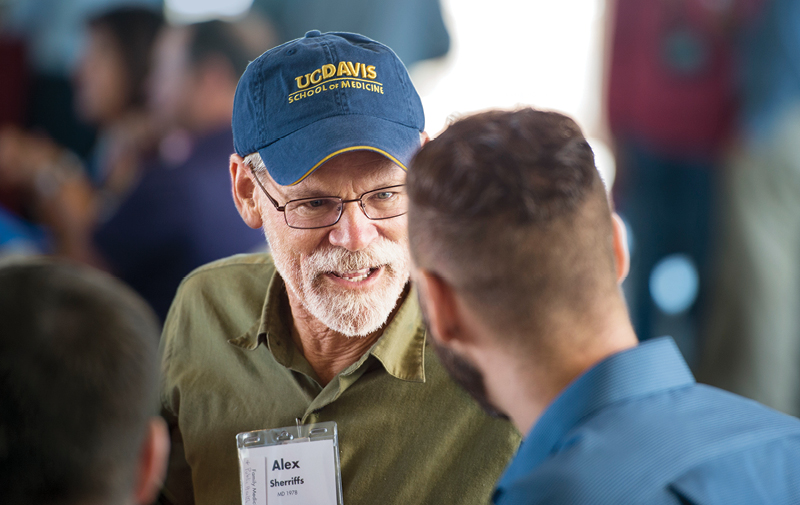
left=157, top=281, right=196, bottom=505
left=158, top=407, right=195, bottom=505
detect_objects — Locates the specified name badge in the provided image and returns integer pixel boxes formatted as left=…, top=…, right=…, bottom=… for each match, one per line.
left=237, top=421, right=343, bottom=505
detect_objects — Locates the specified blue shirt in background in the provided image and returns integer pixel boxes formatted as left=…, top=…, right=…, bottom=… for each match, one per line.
left=0, top=205, right=45, bottom=256
left=494, top=337, right=800, bottom=505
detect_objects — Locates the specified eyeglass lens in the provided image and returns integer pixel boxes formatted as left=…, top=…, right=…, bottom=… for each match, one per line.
left=284, top=186, right=407, bottom=229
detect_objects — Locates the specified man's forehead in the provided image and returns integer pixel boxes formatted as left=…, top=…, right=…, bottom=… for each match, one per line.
left=280, top=150, right=405, bottom=196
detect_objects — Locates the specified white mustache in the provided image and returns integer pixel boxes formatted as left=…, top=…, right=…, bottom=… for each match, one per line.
left=305, top=239, right=407, bottom=277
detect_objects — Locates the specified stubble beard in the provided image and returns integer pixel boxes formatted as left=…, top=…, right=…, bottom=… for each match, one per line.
left=267, top=230, right=410, bottom=337
left=428, top=337, right=509, bottom=420
left=419, top=297, right=509, bottom=420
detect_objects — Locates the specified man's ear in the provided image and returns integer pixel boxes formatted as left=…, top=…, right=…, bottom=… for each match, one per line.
left=611, top=212, right=630, bottom=283
left=230, top=154, right=263, bottom=229
left=415, top=268, right=463, bottom=346
left=134, top=417, right=170, bottom=505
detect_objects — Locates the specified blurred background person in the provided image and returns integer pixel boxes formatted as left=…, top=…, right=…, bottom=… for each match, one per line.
left=0, top=3, right=162, bottom=258
left=0, top=10, right=270, bottom=321
left=606, top=0, right=800, bottom=418
left=699, top=0, right=800, bottom=417
left=0, top=5, right=165, bottom=265
left=93, top=19, right=270, bottom=320
left=0, top=0, right=162, bottom=160
left=605, top=0, right=741, bottom=364
left=0, top=258, right=169, bottom=505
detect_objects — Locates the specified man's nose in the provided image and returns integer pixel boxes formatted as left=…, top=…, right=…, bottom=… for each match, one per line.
left=328, top=202, right=378, bottom=251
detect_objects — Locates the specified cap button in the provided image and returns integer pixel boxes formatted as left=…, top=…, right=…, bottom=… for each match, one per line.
left=304, top=30, right=322, bottom=38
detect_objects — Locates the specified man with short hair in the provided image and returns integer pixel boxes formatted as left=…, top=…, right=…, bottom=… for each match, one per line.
left=158, top=31, right=519, bottom=505
left=407, top=108, right=800, bottom=504
left=0, top=258, right=169, bottom=505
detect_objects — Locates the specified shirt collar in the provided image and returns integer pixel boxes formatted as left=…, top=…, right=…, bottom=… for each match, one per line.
left=227, top=268, right=426, bottom=383
left=227, top=269, right=285, bottom=351
left=495, top=337, right=695, bottom=495
left=369, top=284, right=426, bottom=382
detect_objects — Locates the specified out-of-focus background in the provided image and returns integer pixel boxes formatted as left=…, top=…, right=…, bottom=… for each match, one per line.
left=1, top=0, right=798, bottom=417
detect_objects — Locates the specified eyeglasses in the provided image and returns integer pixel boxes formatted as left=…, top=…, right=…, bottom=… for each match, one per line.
left=250, top=167, right=408, bottom=229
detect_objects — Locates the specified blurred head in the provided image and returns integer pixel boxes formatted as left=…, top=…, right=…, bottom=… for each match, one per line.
left=148, top=20, right=259, bottom=132
left=0, top=258, right=169, bottom=505
left=408, top=109, right=626, bottom=412
left=74, top=7, right=164, bottom=126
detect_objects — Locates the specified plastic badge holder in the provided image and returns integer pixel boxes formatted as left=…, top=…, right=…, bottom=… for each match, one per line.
left=237, top=421, right=343, bottom=505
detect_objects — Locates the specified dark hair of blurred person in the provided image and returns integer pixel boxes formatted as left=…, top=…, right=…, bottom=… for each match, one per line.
left=0, top=258, right=169, bottom=505
left=71, top=5, right=165, bottom=185
left=76, top=7, right=164, bottom=128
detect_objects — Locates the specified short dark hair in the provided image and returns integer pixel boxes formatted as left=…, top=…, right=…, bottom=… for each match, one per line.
left=187, top=20, right=255, bottom=79
left=0, top=258, right=161, bottom=505
left=88, top=6, right=164, bottom=109
left=408, top=109, right=616, bottom=339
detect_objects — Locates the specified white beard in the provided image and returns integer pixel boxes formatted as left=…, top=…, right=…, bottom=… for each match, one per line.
left=267, top=232, right=410, bottom=337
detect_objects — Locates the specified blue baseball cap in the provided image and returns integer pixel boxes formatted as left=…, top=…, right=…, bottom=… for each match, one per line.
left=232, top=30, right=425, bottom=186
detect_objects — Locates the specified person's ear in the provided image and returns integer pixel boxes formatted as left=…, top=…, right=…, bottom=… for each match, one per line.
left=230, top=154, right=263, bottom=229
left=611, top=212, right=630, bottom=283
left=414, top=268, right=463, bottom=347
left=134, top=417, right=170, bottom=505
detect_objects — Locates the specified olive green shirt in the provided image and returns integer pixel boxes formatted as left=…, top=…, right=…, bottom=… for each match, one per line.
left=159, top=253, right=520, bottom=505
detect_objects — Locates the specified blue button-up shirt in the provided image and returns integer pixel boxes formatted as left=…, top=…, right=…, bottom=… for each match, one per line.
left=494, top=337, right=800, bottom=504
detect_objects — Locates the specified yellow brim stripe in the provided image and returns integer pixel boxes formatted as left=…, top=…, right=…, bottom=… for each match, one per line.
left=289, top=146, right=408, bottom=186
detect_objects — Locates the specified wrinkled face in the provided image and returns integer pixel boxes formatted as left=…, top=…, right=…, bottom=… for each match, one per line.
left=74, top=27, right=129, bottom=125
left=257, top=151, right=410, bottom=337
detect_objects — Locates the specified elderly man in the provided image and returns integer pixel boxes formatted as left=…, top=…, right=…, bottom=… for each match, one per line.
left=0, top=258, right=169, bottom=505
left=158, top=31, right=519, bottom=505
left=407, top=108, right=800, bottom=504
